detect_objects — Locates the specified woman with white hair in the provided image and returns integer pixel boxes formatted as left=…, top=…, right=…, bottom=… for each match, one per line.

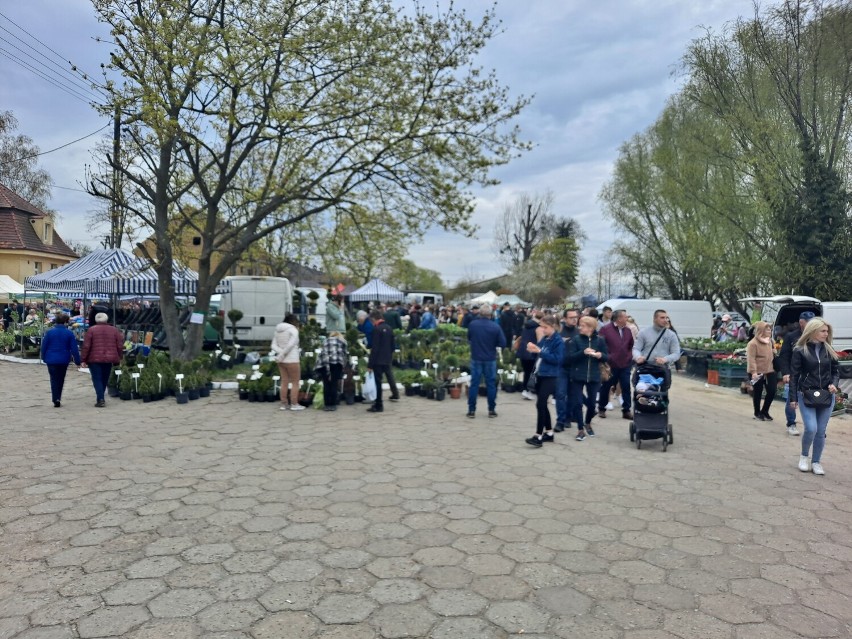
left=81, top=312, right=124, bottom=407
left=789, top=318, right=840, bottom=475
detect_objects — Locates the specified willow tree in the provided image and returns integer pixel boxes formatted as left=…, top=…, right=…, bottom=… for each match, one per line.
left=685, top=0, right=852, bottom=298
left=92, top=0, right=528, bottom=359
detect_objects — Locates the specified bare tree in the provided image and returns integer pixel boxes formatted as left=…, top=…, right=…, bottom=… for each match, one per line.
left=493, top=191, right=555, bottom=267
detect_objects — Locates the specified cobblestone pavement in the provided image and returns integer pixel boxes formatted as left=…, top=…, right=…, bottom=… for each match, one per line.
left=1, top=359, right=851, bottom=638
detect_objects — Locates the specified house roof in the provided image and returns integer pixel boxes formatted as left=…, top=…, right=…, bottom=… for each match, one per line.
left=0, top=184, right=78, bottom=259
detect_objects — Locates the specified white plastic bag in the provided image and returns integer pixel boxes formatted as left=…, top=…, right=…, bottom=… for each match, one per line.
left=362, top=371, right=377, bottom=402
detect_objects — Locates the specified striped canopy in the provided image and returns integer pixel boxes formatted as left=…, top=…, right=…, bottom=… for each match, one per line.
left=348, top=278, right=405, bottom=302
left=83, top=257, right=232, bottom=296
left=25, top=248, right=136, bottom=292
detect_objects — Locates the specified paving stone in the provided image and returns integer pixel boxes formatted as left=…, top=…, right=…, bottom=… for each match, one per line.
left=426, top=589, right=488, bottom=616
left=430, top=617, right=504, bottom=639
left=311, top=593, right=376, bottom=624
left=768, top=603, right=846, bottom=638
left=633, top=583, right=695, bottom=610
left=76, top=605, right=150, bottom=638
left=533, top=586, right=593, bottom=616
left=699, top=592, right=765, bottom=624
left=125, top=556, right=182, bottom=579
left=369, top=603, right=436, bottom=638
left=664, top=610, right=734, bottom=639
left=29, top=596, right=101, bottom=626
left=149, top=588, right=217, bottom=617
left=367, top=578, right=428, bottom=604
left=102, top=579, right=166, bottom=605
left=250, top=611, right=317, bottom=639
left=14, top=627, right=76, bottom=639
left=595, top=598, right=664, bottom=629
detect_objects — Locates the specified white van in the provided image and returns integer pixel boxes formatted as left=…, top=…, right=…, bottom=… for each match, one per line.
left=820, top=302, right=852, bottom=351
left=211, top=276, right=293, bottom=344
left=597, top=299, right=713, bottom=339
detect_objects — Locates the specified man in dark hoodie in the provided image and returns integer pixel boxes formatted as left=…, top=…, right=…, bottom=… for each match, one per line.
left=777, top=311, right=814, bottom=436
left=366, top=309, right=399, bottom=412
left=555, top=308, right=580, bottom=431
left=466, top=304, right=506, bottom=418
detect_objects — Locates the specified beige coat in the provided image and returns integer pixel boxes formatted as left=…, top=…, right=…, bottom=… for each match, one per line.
left=746, top=338, right=775, bottom=375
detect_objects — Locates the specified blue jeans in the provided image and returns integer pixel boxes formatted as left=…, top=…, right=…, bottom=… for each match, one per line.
left=599, top=364, right=632, bottom=413
left=798, top=392, right=835, bottom=463
left=555, top=369, right=571, bottom=425
left=89, top=362, right=113, bottom=403
left=468, top=360, right=497, bottom=413
left=784, top=389, right=797, bottom=426
left=571, top=380, right=600, bottom=429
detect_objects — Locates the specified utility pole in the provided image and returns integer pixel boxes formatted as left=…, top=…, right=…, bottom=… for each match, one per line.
left=111, top=107, right=121, bottom=249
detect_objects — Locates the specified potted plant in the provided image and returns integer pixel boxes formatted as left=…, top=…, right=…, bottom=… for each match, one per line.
left=139, top=377, right=154, bottom=403
left=118, top=367, right=133, bottom=400
left=306, top=290, right=320, bottom=314
left=420, top=377, right=436, bottom=399
left=107, top=368, right=121, bottom=398
left=238, top=377, right=249, bottom=400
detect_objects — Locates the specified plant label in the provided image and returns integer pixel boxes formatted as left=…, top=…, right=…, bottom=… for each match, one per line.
left=175, top=374, right=184, bottom=380
left=221, top=354, right=231, bottom=361
left=236, top=374, right=246, bottom=380
left=252, top=364, right=260, bottom=370
left=131, top=373, right=140, bottom=379
left=137, top=363, right=145, bottom=369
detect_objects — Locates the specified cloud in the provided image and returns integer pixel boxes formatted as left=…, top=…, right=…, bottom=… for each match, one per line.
left=0, top=0, right=750, bottom=284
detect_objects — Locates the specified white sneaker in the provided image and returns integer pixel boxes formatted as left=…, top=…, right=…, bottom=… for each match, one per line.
left=279, top=405, right=289, bottom=411
left=798, top=455, right=810, bottom=472
left=605, top=402, right=614, bottom=410
left=812, top=462, right=825, bottom=476
left=550, top=397, right=556, bottom=405
left=787, top=425, right=800, bottom=436
left=521, top=390, right=535, bottom=401
left=289, top=404, right=305, bottom=411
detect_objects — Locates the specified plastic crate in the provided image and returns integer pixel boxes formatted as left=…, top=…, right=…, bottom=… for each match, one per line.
left=707, top=370, right=719, bottom=385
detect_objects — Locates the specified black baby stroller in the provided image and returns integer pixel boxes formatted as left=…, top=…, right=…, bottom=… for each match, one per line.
left=629, top=363, right=673, bottom=451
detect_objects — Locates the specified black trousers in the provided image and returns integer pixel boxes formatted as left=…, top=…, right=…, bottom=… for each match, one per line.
left=322, top=363, right=343, bottom=407
left=371, top=364, right=391, bottom=408
left=47, top=364, right=69, bottom=403
left=535, top=376, right=557, bottom=434
left=752, top=371, right=777, bottom=415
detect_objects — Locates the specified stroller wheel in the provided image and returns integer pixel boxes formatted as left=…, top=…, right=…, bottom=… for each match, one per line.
left=668, top=425, right=673, bottom=445
left=636, top=438, right=642, bottom=449
left=629, top=422, right=635, bottom=442
left=662, top=437, right=667, bottom=452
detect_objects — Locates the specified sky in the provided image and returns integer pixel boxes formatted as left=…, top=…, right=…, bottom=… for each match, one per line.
left=0, top=0, right=755, bottom=287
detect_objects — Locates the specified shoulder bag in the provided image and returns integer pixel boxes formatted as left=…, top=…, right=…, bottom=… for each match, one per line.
left=802, top=388, right=833, bottom=407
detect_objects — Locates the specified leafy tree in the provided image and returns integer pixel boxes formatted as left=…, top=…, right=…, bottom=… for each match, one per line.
left=0, top=111, right=53, bottom=213
left=684, top=0, right=852, bottom=299
left=530, top=236, right=580, bottom=293
left=92, top=0, right=529, bottom=359
left=383, top=258, right=443, bottom=292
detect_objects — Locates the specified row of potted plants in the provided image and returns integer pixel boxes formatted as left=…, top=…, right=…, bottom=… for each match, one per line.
left=107, top=350, right=214, bottom=404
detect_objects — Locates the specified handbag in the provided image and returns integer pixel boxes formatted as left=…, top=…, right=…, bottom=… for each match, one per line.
left=802, top=388, right=833, bottom=408
left=599, top=362, right=612, bottom=382
left=527, top=359, right=541, bottom=392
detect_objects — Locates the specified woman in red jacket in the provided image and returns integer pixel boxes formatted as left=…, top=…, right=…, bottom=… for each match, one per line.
left=81, top=313, right=124, bottom=407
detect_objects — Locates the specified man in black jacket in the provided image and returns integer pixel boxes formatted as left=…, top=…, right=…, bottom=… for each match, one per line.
left=367, top=309, right=399, bottom=412
left=777, top=311, right=814, bottom=435
left=498, top=303, right=515, bottom=346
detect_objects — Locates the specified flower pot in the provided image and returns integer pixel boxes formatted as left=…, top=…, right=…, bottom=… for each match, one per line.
left=297, top=392, right=314, bottom=408
left=435, top=387, right=446, bottom=401
left=514, top=381, right=524, bottom=392
left=418, top=388, right=429, bottom=397
left=344, top=392, right=355, bottom=405
left=199, top=386, right=211, bottom=398
left=404, top=386, right=417, bottom=397
left=141, top=394, right=153, bottom=403
left=131, top=391, right=141, bottom=400
left=107, top=386, right=120, bottom=398
left=176, top=392, right=189, bottom=404
left=501, top=383, right=515, bottom=393
left=119, top=391, right=132, bottom=401
left=449, top=386, right=461, bottom=399
left=239, top=390, right=249, bottom=400
left=354, top=394, right=364, bottom=403
left=188, top=388, right=200, bottom=401
left=248, top=392, right=259, bottom=402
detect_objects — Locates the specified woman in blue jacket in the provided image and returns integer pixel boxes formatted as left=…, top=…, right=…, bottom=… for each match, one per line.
left=40, top=313, right=81, bottom=408
left=565, top=316, right=609, bottom=441
left=524, top=315, right=565, bottom=447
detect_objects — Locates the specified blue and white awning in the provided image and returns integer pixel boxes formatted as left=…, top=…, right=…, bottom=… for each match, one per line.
left=348, top=278, right=405, bottom=302
left=25, top=248, right=136, bottom=292
left=83, top=257, right=231, bottom=296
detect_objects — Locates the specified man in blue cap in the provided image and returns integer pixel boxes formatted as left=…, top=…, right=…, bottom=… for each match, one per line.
left=777, top=310, right=816, bottom=436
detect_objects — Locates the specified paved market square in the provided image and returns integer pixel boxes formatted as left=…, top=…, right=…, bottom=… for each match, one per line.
left=1, top=359, right=851, bottom=639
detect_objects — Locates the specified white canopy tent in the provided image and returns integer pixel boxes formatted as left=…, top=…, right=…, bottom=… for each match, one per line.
left=349, top=278, right=405, bottom=303
left=469, top=290, right=498, bottom=305
left=0, top=275, right=25, bottom=301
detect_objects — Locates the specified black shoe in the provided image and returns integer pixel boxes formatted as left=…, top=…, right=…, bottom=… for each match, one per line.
left=597, top=410, right=607, bottom=418
left=466, top=412, right=475, bottom=419
left=761, top=412, right=773, bottom=421
left=95, top=400, right=105, bottom=408
left=389, top=396, right=400, bottom=402
left=367, top=406, right=383, bottom=413
left=554, top=423, right=565, bottom=432
left=525, top=436, right=543, bottom=447
left=622, top=411, right=633, bottom=420
left=323, top=406, right=335, bottom=411
left=488, top=410, right=498, bottom=418
left=586, top=426, right=595, bottom=437
left=541, top=433, right=555, bottom=443
left=753, top=413, right=765, bottom=421
left=576, top=432, right=586, bottom=441
left=53, top=400, right=60, bottom=408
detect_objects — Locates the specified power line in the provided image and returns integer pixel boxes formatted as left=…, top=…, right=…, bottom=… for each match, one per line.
left=0, top=46, right=98, bottom=105
left=0, top=37, right=102, bottom=103
left=7, top=123, right=110, bottom=164
left=0, top=32, right=103, bottom=101
left=0, top=10, right=108, bottom=96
